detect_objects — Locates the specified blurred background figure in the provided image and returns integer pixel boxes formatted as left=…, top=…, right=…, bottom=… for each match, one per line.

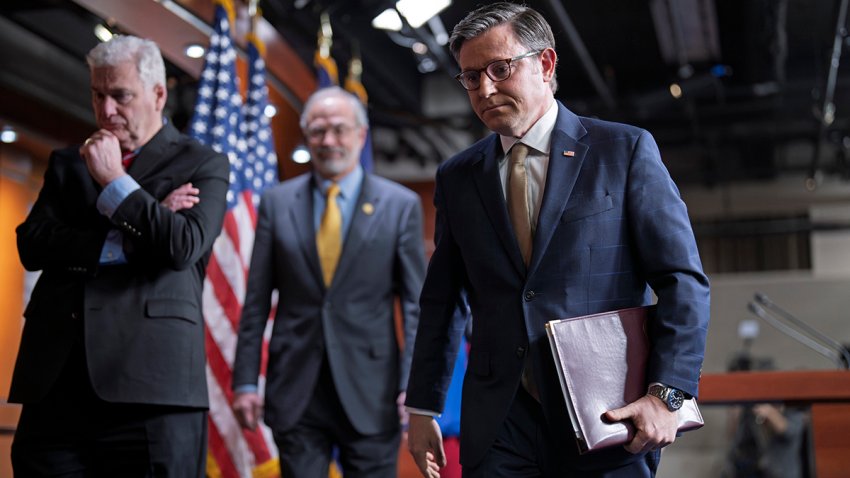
left=721, top=320, right=811, bottom=478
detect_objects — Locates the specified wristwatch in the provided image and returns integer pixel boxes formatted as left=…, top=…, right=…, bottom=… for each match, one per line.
left=647, top=384, right=685, bottom=411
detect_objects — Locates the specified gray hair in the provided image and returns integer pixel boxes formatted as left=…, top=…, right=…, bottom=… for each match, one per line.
left=449, top=2, right=558, bottom=92
left=300, top=86, right=369, bottom=130
left=86, top=35, right=166, bottom=90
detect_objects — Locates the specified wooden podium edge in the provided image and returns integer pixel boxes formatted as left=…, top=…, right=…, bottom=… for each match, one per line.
left=698, top=370, right=850, bottom=404
left=699, top=370, right=850, bottom=478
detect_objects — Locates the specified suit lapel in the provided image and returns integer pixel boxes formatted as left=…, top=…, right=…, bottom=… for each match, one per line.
left=472, top=138, right=527, bottom=277
left=288, top=176, right=325, bottom=289
left=331, top=174, right=379, bottom=287
left=128, top=122, right=180, bottom=180
left=528, top=104, right=588, bottom=276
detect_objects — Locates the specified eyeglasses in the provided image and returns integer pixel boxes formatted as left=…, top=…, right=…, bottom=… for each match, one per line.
left=305, top=123, right=357, bottom=141
left=454, top=50, right=542, bottom=91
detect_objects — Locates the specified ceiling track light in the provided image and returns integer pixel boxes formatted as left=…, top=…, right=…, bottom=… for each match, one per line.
left=396, top=0, right=451, bottom=29
left=372, top=0, right=452, bottom=31
left=94, top=23, right=113, bottom=42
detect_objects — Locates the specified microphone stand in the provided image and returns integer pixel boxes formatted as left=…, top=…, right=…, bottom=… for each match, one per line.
left=754, top=293, right=850, bottom=369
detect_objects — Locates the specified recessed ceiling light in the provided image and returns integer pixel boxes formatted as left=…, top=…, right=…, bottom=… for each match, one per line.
left=669, top=83, right=683, bottom=99
left=291, top=144, right=311, bottom=164
left=1, top=126, right=18, bottom=144
left=185, top=44, right=205, bottom=59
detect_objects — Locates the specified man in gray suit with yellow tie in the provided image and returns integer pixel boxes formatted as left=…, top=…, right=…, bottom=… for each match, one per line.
left=232, top=86, right=426, bottom=477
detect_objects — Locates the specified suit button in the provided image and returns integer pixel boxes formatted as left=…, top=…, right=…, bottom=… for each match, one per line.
left=524, top=290, right=536, bottom=301
left=516, top=346, right=526, bottom=358
left=71, top=312, right=79, bottom=319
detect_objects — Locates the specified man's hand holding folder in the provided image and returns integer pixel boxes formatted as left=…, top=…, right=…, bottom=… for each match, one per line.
left=604, top=394, right=679, bottom=454
left=545, top=306, right=704, bottom=454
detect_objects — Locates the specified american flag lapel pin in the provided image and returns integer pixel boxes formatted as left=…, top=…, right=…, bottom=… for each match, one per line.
left=563, top=150, right=575, bottom=157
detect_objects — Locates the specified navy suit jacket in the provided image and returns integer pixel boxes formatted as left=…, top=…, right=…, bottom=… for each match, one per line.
left=232, top=172, right=426, bottom=436
left=406, top=102, right=710, bottom=469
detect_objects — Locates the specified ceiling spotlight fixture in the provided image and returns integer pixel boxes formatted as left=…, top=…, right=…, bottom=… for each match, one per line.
left=291, top=144, right=311, bottom=164
left=669, top=83, right=683, bottom=99
left=372, top=8, right=403, bottom=31
left=94, top=24, right=113, bottom=43
left=184, top=43, right=205, bottom=59
left=1, top=126, right=18, bottom=144
left=396, top=0, right=451, bottom=29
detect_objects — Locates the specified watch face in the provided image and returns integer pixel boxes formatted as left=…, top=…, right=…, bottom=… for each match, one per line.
left=668, top=389, right=685, bottom=410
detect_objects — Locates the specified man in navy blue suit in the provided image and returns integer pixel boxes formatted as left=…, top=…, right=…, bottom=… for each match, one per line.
left=405, top=3, right=711, bottom=477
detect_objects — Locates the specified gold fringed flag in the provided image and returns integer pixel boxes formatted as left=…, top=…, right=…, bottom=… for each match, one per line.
left=344, top=52, right=373, bottom=171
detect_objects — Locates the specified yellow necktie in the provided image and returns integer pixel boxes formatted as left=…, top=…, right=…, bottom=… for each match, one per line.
left=317, top=183, right=342, bottom=286
left=507, top=143, right=532, bottom=266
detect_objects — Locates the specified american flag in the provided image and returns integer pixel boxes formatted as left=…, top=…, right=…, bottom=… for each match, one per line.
left=189, top=0, right=280, bottom=476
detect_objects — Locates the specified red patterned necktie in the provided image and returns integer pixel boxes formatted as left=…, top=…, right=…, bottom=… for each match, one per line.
left=122, top=151, right=137, bottom=170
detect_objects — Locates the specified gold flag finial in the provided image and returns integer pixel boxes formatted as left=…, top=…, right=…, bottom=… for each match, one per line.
left=248, top=0, right=259, bottom=33
left=318, top=12, right=333, bottom=58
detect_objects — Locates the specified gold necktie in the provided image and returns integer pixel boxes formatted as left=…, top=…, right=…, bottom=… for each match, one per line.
left=317, top=183, right=342, bottom=286
left=507, top=143, right=532, bottom=266
left=508, top=144, right=540, bottom=400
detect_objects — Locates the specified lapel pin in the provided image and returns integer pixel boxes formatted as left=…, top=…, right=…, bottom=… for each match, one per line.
left=563, top=150, right=575, bottom=157
left=362, top=203, right=375, bottom=215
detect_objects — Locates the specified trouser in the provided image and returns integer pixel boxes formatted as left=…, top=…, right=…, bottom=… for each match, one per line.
left=273, top=357, right=400, bottom=478
left=12, top=336, right=207, bottom=477
left=464, top=386, right=660, bottom=478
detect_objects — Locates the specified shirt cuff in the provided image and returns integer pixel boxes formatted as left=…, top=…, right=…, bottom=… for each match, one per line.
left=405, top=407, right=440, bottom=417
left=234, top=384, right=259, bottom=394
left=99, top=228, right=127, bottom=265
left=96, top=174, right=140, bottom=218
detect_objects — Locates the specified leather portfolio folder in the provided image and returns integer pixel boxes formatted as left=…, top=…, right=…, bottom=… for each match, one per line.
left=544, top=306, right=704, bottom=453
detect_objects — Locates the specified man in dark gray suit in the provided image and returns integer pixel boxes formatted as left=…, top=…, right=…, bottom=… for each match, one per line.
left=232, top=86, right=426, bottom=477
left=10, top=35, right=229, bottom=476
left=406, top=3, right=710, bottom=477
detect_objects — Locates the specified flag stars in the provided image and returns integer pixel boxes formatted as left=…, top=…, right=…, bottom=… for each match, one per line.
left=190, top=5, right=278, bottom=223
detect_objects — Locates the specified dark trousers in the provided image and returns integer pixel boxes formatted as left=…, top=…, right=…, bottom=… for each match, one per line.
left=273, top=357, right=400, bottom=478
left=11, top=334, right=207, bottom=477
left=464, top=387, right=659, bottom=478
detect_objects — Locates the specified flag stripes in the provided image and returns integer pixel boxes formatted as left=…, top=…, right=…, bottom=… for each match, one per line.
left=190, top=0, right=280, bottom=475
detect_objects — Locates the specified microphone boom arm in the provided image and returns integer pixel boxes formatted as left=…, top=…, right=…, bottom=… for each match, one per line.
left=747, top=302, right=846, bottom=369
left=754, top=293, right=850, bottom=369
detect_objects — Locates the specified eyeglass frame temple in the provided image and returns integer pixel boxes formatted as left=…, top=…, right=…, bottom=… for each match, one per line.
left=453, top=50, right=543, bottom=90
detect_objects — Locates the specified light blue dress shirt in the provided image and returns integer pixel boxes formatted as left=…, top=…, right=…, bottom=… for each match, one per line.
left=96, top=174, right=140, bottom=264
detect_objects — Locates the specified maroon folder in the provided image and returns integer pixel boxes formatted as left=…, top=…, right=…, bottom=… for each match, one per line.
left=544, top=306, right=704, bottom=453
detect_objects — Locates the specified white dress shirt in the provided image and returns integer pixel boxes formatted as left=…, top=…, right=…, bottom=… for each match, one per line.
left=498, top=100, right=558, bottom=235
